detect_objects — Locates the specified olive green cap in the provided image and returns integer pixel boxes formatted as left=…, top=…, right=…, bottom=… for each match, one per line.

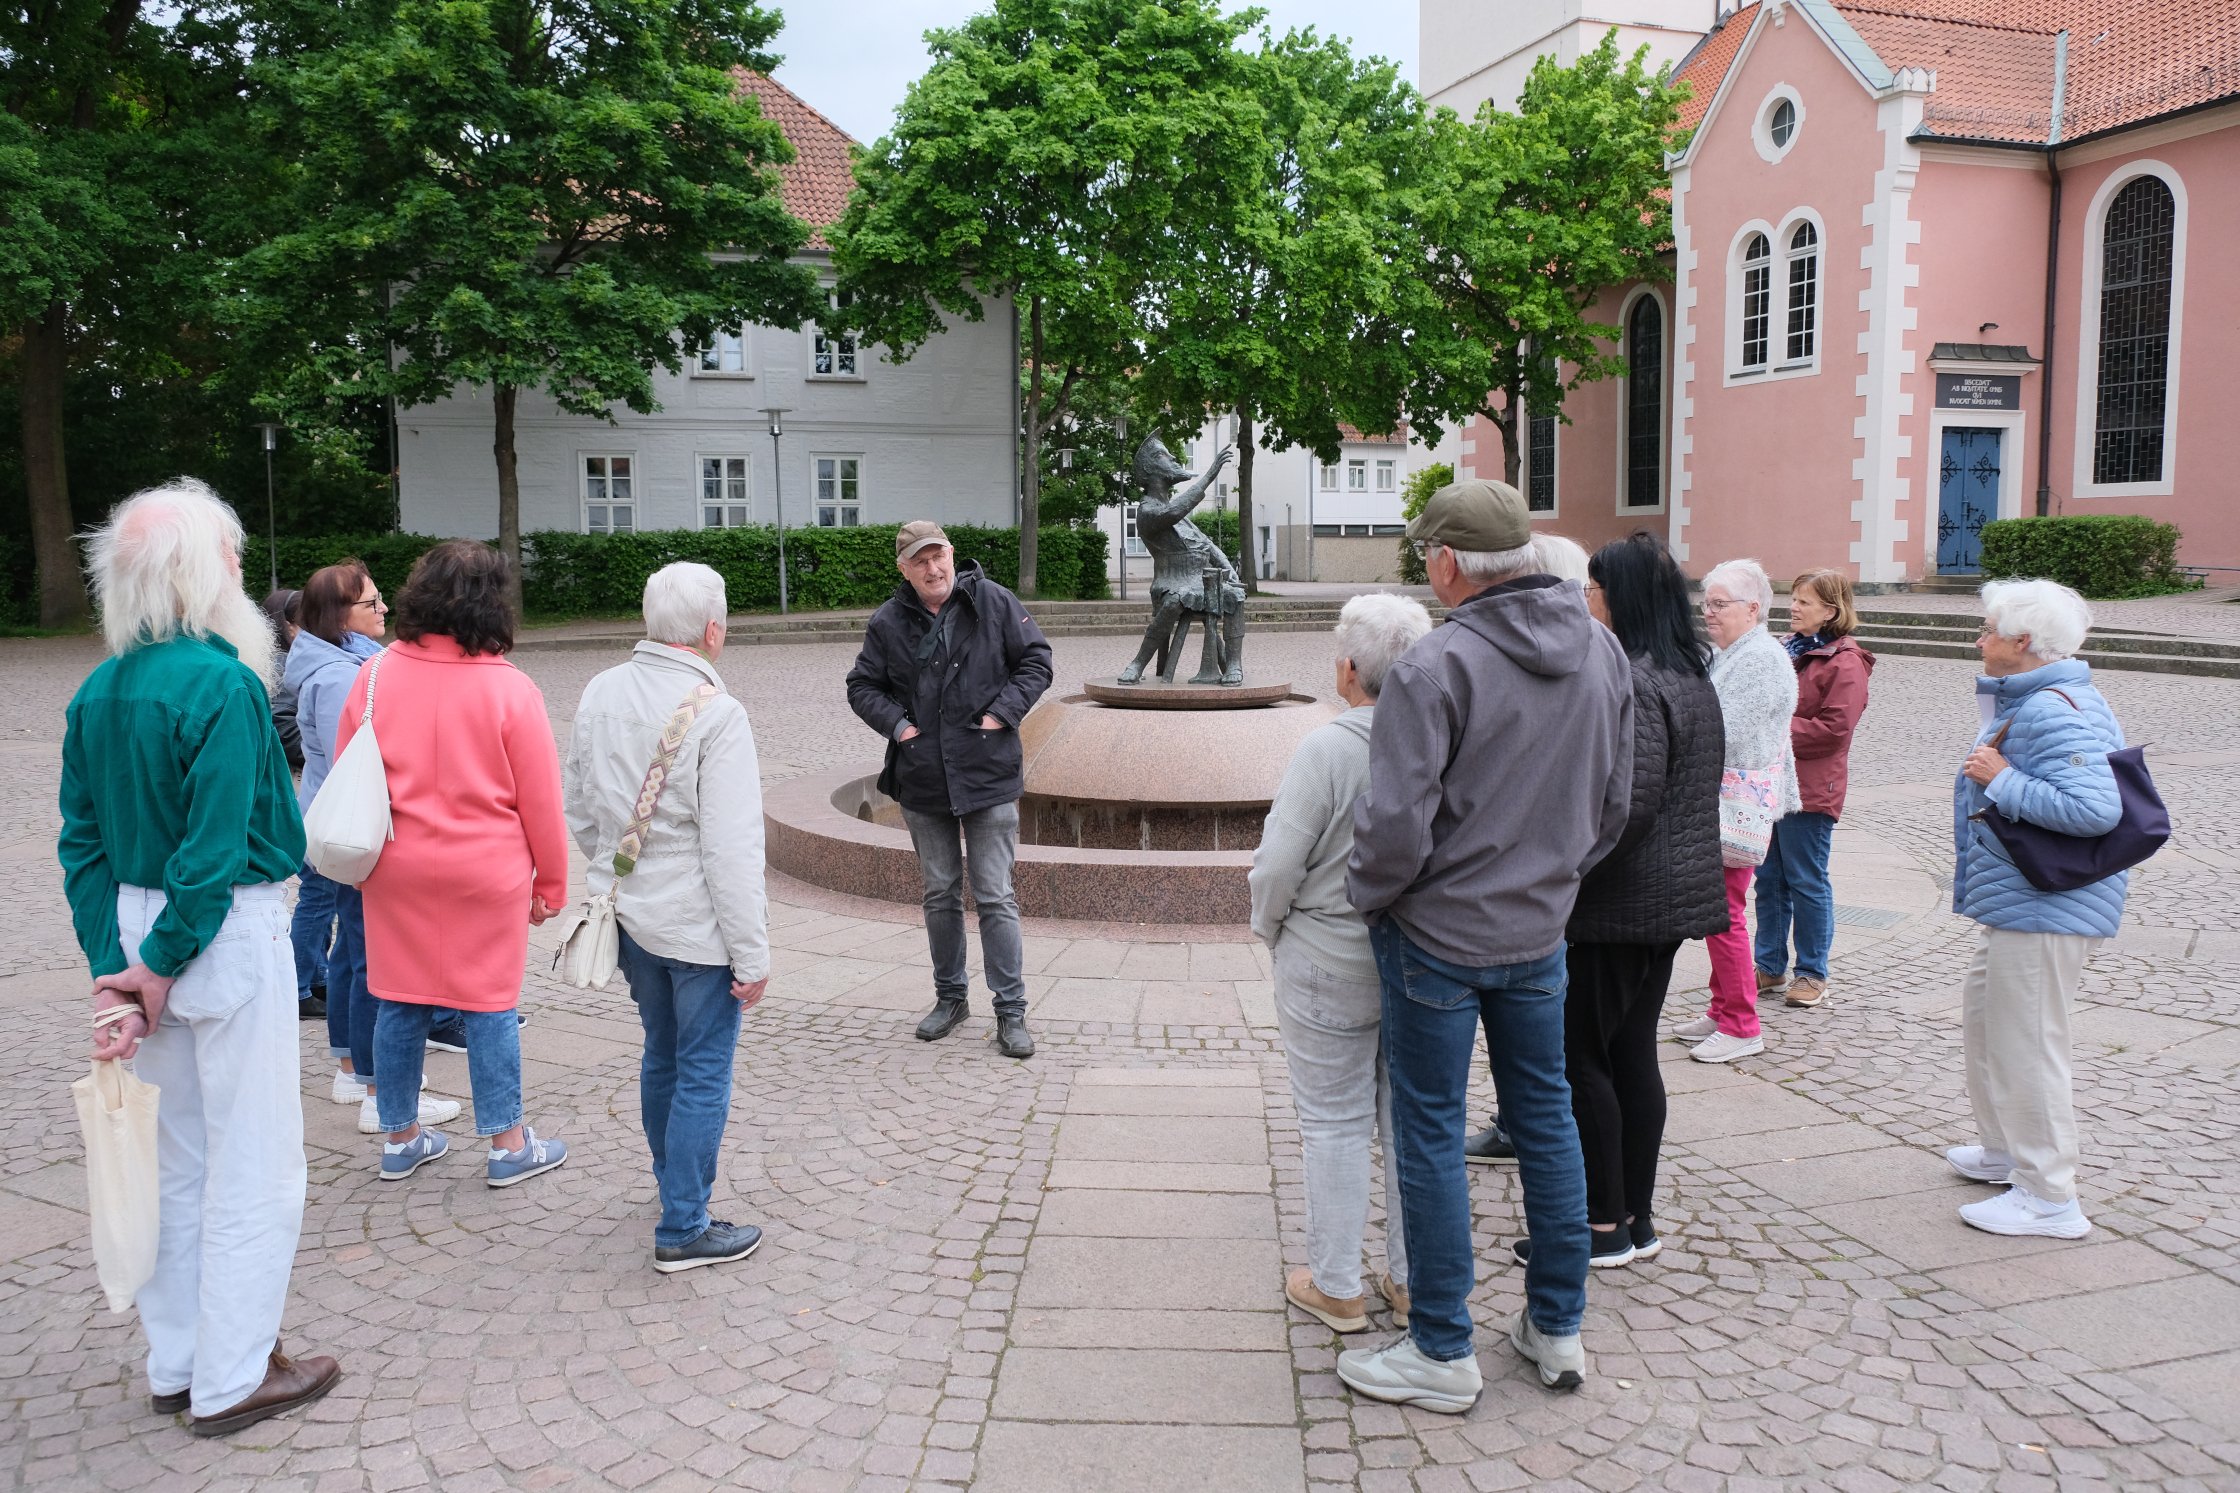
left=1404, top=479, right=1532, bottom=554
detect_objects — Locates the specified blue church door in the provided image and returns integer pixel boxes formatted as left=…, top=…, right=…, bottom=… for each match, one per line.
left=1937, top=427, right=2001, bottom=573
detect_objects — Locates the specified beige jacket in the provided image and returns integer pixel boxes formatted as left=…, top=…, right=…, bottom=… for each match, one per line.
left=564, top=642, right=768, bottom=982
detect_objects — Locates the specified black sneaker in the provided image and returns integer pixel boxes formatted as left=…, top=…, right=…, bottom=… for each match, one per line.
left=425, top=1021, right=468, bottom=1054
left=1464, top=1119, right=1515, bottom=1165
left=1512, top=1232, right=1636, bottom=1269
left=298, top=995, right=327, bottom=1021
left=654, top=1220, right=764, bottom=1275
left=1627, top=1218, right=1662, bottom=1260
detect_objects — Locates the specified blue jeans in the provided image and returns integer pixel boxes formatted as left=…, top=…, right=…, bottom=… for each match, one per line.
left=1372, top=920, right=1587, bottom=1361
left=1754, top=811, right=1836, bottom=982
left=323, top=886, right=374, bottom=1074
left=619, top=929, right=744, bottom=1247
left=291, top=865, right=337, bottom=1001
left=373, top=1000, right=523, bottom=1138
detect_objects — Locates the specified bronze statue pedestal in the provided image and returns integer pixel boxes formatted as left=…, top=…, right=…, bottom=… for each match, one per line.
left=1084, top=679, right=1294, bottom=710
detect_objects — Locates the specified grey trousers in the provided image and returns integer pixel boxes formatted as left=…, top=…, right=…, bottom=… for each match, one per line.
left=1962, top=925, right=2097, bottom=1204
left=903, top=802, right=1027, bottom=1016
left=1273, top=949, right=1408, bottom=1300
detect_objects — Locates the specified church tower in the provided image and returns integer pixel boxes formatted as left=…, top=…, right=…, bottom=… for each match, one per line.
left=1420, top=1, right=1720, bottom=119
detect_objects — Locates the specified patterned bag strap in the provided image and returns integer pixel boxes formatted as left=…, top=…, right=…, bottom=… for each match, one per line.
left=359, top=649, right=386, bottom=725
left=612, top=683, right=720, bottom=879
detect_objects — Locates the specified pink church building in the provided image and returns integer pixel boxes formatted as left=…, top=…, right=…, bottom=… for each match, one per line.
left=1456, top=0, right=2240, bottom=584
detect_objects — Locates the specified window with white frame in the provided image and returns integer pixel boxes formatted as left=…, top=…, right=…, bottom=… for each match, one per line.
left=1124, top=502, right=1147, bottom=556
left=813, top=455, right=861, bottom=525
left=1374, top=459, right=1396, bottom=492
left=1739, top=233, right=1772, bottom=372
left=2093, top=174, right=2177, bottom=485
left=700, top=456, right=750, bottom=527
left=1347, top=459, right=1367, bottom=491
left=1784, top=221, right=1819, bottom=363
left=1319, top=463, right=1338, bottom=490
left=811, top=290, right=858, bottom=377
left=696, top=329, right=748, bottom=376
left=1526, top=413, right=1556, bottom=512
left=583, top=454, right=636, bottom=534
left=1624, top=294, right=1665, bottom=509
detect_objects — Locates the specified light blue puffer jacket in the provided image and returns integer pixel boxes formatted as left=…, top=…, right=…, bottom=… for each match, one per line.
left=282, top=628, right=384, bottom=811
left=1951, top=658, right=2128, bottom=936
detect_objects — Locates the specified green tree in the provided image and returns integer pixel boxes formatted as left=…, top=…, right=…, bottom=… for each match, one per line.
left=234, top=0, right=821, bottom=606
left=1032, top=365, right=1148, bottom=529
left=1403, top=34, right=1683, bottom=486
left=831, top=0, right=1261, bottom=596
left=1394, top=460, right=1450, bottom=584
left=1136, top=28, right=1428, bottom=594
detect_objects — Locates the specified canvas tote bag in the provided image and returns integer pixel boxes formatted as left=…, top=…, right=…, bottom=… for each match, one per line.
left=71, top=1051, right=160, bottom=1314
left=302, top=650, right=393, bottom=885
left=552, top=682, right=719, bottom=990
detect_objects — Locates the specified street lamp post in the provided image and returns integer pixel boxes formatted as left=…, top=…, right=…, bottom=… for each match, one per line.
left=1113, top=413, right=1129, bottom=601
left=760, top=407, right=792, bottom=615
left=252, top=422, right=283, bottom=593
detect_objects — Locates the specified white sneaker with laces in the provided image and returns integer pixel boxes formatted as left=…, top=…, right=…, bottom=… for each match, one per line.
left=331, top=1069, right=369, bottom=1105
left=1335, top=1335, right=1482, bottom=1414
left=358, top=1092, right=464, bottom=1135
left=1959, top=1184, right=2090, bottom=1239
left=1945, top=1145, right=2014, bottom=1183
left=1510, top=1312, right=1588, bottom=1391
left=1689, top=1030, right=1764, bottom=1064
left=1669, top=1015, right=1717, bottom=1044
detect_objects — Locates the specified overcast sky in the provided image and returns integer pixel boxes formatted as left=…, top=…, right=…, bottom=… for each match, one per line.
left=768, top=1, right=1418, bottom=145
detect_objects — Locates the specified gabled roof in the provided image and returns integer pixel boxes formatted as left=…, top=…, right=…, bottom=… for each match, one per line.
left=733, top=72, right=860, bottom=247
left=1673, top=5, right=1758, bottom=138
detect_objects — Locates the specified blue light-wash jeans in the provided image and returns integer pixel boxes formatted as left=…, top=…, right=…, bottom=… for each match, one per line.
left=373, top=1000, right=523, bottom=1138
left=1372, top=919, right=1588, bottom=1362
left=1754, top=811, right=1837, bottom=982
left=619, top=928, right=744, bottom=1248
left=902, top=802, right=1026, bottom=1015
left=322, top=886, right=373, bottom=1075
left=291, top=864, right=336, bottom=1002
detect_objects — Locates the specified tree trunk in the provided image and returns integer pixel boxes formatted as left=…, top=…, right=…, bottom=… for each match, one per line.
left=1234, top=404, right=1258, bottom=595
left=1018, top=295, right=1044, bottom=598
left=493, top=384, right=525, bottom=614
left=1500, top=370, right=1523, bottom=489
left=21, top=304, right=88, bottom=630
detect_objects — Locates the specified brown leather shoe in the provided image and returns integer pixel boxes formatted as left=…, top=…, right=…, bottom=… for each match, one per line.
left=189, top=1344, right=341, bottom=1438
left=1755, top=966, right=1788, bottom=996
left=1785, top=976, right=1828, bottom=1008
left=1285, top=1266, right=1369, bottom=1332
left=150, top=1388, right=190, bottom=1415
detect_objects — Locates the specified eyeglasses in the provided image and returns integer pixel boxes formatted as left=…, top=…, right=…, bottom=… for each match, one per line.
left=1702, top=597, right=1746, bottom=613
left=1410, top=540, right=1439, bottom=560
left=354, top=595, right=386, bottom=611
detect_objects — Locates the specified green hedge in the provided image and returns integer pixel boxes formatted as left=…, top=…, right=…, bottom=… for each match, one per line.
left=244, top=534, right=453, bottom=602
left=1977, top=515, right=2195, bottom=599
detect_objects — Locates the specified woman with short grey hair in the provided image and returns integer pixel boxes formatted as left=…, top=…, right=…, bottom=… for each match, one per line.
left=1251, top=591, right=1434, bottom=1334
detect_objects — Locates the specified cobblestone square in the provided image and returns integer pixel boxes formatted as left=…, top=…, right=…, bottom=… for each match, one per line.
left=3, top=621, right=2237, bottom=1491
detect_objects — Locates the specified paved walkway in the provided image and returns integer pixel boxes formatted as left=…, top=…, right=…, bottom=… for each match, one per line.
left=1, top=629, right=2238, bottom=1491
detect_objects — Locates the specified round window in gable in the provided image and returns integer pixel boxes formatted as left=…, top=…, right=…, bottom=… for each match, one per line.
left=1769, top=97, right=1797, bottom=149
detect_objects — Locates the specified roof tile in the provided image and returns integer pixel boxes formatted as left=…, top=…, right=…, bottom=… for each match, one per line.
left=733, top=71, right=860, bottom=247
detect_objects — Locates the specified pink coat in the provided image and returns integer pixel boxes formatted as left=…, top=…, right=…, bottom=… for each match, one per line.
left=338, top=636, right=569, bottom=1011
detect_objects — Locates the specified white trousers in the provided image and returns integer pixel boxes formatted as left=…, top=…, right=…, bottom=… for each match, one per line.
left=119, top=884, right=306, bottom=1416
left=1961, top=924, right=2096, bottom=1205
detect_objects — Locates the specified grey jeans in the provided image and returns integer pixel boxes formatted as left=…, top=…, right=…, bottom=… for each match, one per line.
left=903, top=802, right=1027, bottom=1015
left=1273, top=948, right=1408, bottom=1301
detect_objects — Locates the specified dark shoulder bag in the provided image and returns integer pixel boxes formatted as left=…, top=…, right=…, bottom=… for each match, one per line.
left=1972, top=689, right=2169, bottom=893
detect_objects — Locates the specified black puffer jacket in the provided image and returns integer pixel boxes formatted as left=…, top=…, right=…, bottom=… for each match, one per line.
left=845, top=564, right=1054, bottom=817
left=1567, top=657, right=1729, bottom=944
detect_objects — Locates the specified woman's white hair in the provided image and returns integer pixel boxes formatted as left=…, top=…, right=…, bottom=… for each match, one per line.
left=1704, top=557, right=1775, bottom=618
left=86, top=478, right=275, bottom=682
left=643, top=561, right=729, bottom=646
left=1334, top=592, right=1433, bottom=698
left=1442, top=541, right=1537, bottom=586
left=1980, top=578, right=2092, bottom=661
left=1528, top=533, right=1591, bottom=584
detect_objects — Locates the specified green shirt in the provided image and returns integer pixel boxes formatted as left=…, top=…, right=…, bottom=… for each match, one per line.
left=59, top=633, right=307, bottom=978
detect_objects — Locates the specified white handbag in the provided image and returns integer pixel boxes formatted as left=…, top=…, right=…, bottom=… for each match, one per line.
left=302, top=651, right=393, bottom=886
left=71, top=1057, right=161, bottom=1314
left=552, top=682, right=718, bottom=990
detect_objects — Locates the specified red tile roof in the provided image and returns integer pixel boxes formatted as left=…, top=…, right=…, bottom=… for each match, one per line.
left=1673, top=4, right=1758, bottom=137
left=733, top=71, right=860, bottom=247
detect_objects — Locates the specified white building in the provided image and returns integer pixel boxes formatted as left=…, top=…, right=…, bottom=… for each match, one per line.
left=396, top=75, right=1019, bottom=542
left=1421, top=0, right=1713, bottom=119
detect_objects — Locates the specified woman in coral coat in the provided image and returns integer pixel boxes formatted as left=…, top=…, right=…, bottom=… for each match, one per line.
left=336, top=540, right=572, bottom=1189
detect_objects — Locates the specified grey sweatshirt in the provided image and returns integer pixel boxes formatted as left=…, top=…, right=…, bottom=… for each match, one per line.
left=1249, top=705, right=1378, bottom=982
left=1347, top=576, right=1634, bottom=968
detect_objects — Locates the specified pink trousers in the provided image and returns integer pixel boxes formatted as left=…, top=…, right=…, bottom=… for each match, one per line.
left=1706, top=865, right=1760, bottom=1038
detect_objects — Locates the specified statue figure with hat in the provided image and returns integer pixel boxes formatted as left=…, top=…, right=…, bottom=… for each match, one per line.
left=1118, top=433, right=1247, bottom=686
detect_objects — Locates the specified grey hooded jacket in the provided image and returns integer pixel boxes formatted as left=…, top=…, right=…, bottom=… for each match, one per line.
left=1249, top=705, right=1378, bottom=982
left=1346, top=576, right=1634, bottom=968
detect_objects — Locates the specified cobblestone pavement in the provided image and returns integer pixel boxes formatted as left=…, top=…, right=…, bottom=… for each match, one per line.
left=2, top=627, right=2238, bottom=1491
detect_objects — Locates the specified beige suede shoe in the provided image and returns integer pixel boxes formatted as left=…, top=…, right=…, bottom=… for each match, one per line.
left=1377, top=1271, right=1411, bottom=1330
left=1285, top=1266, right=1370, bottom=1332
left=1785, top=976, right=1828, bottom=1008
left=1755, top=966, right=1788, bottom=997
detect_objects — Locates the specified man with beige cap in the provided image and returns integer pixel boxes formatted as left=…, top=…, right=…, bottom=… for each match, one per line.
left=846, top=523, right=1053, bottom=1058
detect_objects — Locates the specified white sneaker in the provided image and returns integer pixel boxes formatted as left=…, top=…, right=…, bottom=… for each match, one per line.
left=1959, top=1185, right=2090, bottom=1239
left=1335, top=1335, right=1482, bottom=1414
left=1689, top=1030, right=1764, bottom=1064
left=330, top=1069, right=369, bottom=1105
left=358, top=1093, right=464, bottom=1135
left=1510, top=1311, right=1588, bottom=1391
left=1945, top=1145, right=2014, bottom=1184
left=1669, top=1015, right=1716, bottom=1044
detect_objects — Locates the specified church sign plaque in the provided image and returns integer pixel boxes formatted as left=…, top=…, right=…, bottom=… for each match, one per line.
left=1936, top=372, right=2022, bottom=411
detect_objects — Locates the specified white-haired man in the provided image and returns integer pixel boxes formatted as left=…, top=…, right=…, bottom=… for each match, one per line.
left=61, top=479, right=340, bottom=1436
left=565, top=562, right=770, bottom=1273
left=1337, top=479, right=1633, bottom=1412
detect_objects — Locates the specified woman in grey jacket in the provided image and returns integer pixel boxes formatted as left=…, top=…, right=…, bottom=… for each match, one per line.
left=1250, top=593, right=1433, bottom=1335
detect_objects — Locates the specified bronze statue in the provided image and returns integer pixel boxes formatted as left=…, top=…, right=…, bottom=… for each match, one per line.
left=1118, top=435, right=1247, bottom=686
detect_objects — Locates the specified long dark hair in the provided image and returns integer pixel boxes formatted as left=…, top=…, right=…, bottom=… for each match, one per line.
left=1589, top=532, right=1709, bottom=678
left=394, top=540, right=515, bottom=656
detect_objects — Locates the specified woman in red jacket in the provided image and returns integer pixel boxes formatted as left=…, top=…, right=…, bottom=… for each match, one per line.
left=1753, top=569, right=1874, bottom=1008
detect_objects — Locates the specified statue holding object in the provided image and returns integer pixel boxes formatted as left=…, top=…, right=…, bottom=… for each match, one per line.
left=1117, top=435, right=1247, bottom=687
